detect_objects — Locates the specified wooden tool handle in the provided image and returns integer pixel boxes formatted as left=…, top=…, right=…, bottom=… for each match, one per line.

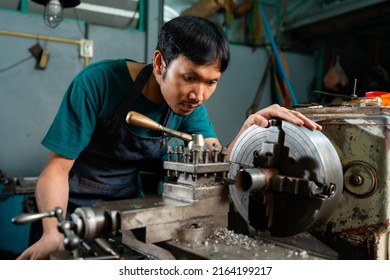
left=126, top=111, right=162, bottom=131
left=126, top=111, right=193, bottom=142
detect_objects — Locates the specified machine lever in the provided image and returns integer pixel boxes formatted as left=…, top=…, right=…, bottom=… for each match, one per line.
left=12, top=207, right=82, bottom=251
left=126, top=111, right=193, bottom=142
left=12, top=210, right=54, bottom=224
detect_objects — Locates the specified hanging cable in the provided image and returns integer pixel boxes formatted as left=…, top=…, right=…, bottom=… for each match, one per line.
left=72, top=7, right=86, bottom=37
left=259, top=3, right=298, bottom=106
left=0, top=55, right=34, bottom=73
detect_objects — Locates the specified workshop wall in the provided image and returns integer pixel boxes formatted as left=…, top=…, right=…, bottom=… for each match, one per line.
left=0, top=10, right=145, bottom=178
left=0, top=9, right=314, bottom=178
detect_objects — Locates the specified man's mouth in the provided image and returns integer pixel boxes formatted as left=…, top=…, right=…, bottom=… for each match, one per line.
left=182, top=103, right=197, bottom=112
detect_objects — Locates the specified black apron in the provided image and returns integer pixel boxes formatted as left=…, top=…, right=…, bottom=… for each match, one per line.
left=68, top=63, right=173, bottom=209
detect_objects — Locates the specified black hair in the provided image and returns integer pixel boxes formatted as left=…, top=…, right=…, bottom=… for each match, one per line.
left=156, top=16, right=230, bottom=73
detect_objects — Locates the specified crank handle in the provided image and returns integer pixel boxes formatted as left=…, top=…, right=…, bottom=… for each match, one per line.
left=126, top=111, right=193, bottom=142
left=12, top=207, right=81, bottom=251
left=12, top=208, right=60, bottom=224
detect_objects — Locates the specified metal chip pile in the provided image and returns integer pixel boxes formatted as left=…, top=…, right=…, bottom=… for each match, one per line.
left=205, top=227, right=266, bottom=251
left=204, top=227, right=310, bottom=259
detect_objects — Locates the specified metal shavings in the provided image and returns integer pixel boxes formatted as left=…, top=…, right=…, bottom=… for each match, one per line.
left=286, top=249, right=309, bottom=259
left=173, top=226, right=312, bottom=259
left=205, top=227, right=267, bottom=251
left=205, top=227, right=310, bottom=259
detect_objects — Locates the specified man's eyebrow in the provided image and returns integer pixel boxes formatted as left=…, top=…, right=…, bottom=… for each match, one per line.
left=187, top=69, right=221, bottom=81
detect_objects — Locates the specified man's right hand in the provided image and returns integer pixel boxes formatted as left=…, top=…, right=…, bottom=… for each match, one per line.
left=17, top=232, right=64, bottom=260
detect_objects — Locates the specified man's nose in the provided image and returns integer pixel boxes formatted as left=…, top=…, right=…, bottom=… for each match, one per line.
left=190, top=84, right=205, bottom=103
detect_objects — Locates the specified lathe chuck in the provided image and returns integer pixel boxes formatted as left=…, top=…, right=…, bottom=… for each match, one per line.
left=228, top=119, right=343, bottom=237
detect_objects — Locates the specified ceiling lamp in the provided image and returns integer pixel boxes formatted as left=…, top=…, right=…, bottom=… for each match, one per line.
left=31, top=0, right=81, bottom=28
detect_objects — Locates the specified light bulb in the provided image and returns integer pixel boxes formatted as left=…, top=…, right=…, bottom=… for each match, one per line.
left=44, top=0, right=63, bottom=28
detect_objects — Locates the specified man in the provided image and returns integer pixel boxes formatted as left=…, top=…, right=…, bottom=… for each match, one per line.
left=17, top=15, right=321, bottom=260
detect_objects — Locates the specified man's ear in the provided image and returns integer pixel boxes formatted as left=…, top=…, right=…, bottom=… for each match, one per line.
left=153, top=51, right=165, bottom=75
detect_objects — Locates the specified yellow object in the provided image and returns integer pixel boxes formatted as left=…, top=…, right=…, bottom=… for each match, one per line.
left=343, top=97, right=382, bottom=107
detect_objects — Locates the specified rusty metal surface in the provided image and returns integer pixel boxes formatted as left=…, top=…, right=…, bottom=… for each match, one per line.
left=297, top=106, right=390, bottom=259
left=294, top=105, right=390, bottom=116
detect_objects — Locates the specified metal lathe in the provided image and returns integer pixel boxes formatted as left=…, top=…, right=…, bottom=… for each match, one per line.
left=12, top=106, right=390, bottom=260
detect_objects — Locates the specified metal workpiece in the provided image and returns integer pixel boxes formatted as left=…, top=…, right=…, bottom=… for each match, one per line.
left=235, top=167, right=267, bottom=192
left=228, top=120, right=344, bottom=237
left=296, top=106, right=390, bottom=259
left=176, top=222, right=214, bottom=246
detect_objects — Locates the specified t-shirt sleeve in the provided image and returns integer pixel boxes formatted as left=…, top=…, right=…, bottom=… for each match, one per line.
left=178, top=105, right=217, bottom=139
left=41, top=77, right=98, bottom=159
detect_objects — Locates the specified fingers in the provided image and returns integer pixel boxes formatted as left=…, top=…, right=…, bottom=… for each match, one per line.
left=16, top=247, right=33, bottom=260
left=16, top=252, right=27, bottom=260
left=289, top=109, right=322, bottom=130
left=249, top=104, right=322, bottom=131
left=250, top=113, right=269, bottom=128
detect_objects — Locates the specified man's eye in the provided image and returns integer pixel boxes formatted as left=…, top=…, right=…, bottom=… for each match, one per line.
left=208, top=80, right=217, bottom=86
left=184, top=75, right=194, bottom=82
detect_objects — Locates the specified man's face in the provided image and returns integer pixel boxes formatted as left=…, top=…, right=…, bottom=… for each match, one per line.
left=156, top=54, right=222, bottom=116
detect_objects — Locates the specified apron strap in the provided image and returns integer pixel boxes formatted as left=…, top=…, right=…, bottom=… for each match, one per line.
left=115, top=63, right=154, bottom=120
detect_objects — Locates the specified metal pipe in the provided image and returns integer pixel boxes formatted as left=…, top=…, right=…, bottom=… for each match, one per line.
left=0, top=30, right=81, bottom=44
left=0, top=29, right=89, bottom=66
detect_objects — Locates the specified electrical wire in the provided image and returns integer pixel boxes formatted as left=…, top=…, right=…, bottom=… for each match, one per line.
left=0, top=55, right=33, bottom=73
left=259, top=3, right=298, bottom=106
left=72, top=8, right=86, bottom=37
left=125, top=1, right=140, bottom=29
